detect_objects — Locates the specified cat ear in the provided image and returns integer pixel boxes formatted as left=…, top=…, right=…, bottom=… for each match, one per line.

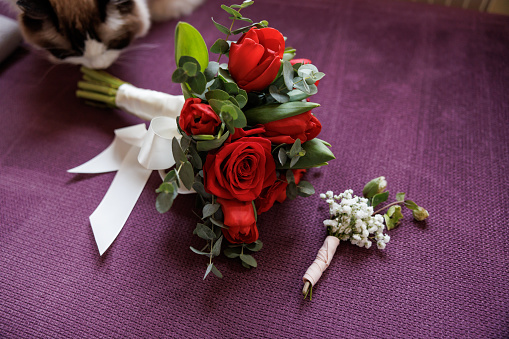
left=16, top=0, right=54, bottom=20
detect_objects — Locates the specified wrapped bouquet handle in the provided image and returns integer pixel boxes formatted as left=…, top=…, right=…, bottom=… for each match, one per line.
left=302, top=236, right=340, bottom=294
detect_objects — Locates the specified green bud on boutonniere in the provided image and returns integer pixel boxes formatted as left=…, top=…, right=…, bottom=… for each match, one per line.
left=412, top=206, right=429, bottom=221
left=362, top=176, right=387, bottom=199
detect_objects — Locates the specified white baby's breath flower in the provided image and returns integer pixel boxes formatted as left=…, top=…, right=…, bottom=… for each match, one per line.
left=377, top=241, right=386, bottom=250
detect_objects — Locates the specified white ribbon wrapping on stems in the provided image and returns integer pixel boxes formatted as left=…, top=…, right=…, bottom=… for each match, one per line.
left=68, top=116, right=193, bottom=255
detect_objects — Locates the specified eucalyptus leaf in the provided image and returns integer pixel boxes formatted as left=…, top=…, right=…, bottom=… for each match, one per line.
left=196, top=223, right=216, bottom=240
left=211, top=17, right=231, bottom=35
left=297, top=181, right=315, bottom=197
left=286, top=182, right=298, bottom=200
left=192, top=182, right=212, bottom=199
left=211, top=38, right=230, bottom=55
left=269, top=85, right=290, bottom=103
left=286, top=169, right=295, bottom=183
left=155, top=182, right=174, bottom=194
left=171, top=68, right=188, bottom=83
left=172, top=137, right=186, bottom=164
left=188, top=144, right=203, bottom=169
left=196, top=131, right=230, bottom=152
left=210, top=218, right=228, bottom=229
left=289, top=139, right=302, bottom=158
left=190, top=246, right=211, bottom=256
left=212, top=236, right=223, bottom=257
left=235, top=94, right=247, bottom=108
left=211, top=265, right=223, bottom=278
left=276, top=138, right=335, bottom=169
left=156, top=192, right=175, bottom=213
left=224, top=247, right=241, bottom=258
left=203, top=61, right=219, bottom=82
left=231, top=1, right=254, bottom=9
left=221, top=5, right=241, bottom=18
left=163, top=169, right=177, bottom=183
left=180, top=161, right=195, bottom=190
left=203, top=264, right=213, bottom=280
left=246, top=240, right=263, bottom=252
left=183, top=62, right=198, bottom=76
left=187, top=72, right=206, bottom=94
left=205, top=89, right=230, bottom=101
left=278, top=148, right=288, bottom=166
left=203, top=203, right=221, bottom=218
left=283, top=60, right=295, bottom=90
left=240, top=254, right=257, bottom=267
left=223, top=82, right=239, bottom=95
left=175, top=22, right=208, bottom=71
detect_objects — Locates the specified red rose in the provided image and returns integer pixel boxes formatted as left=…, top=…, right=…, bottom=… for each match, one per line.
left=204, top=136, right=276, bottom=201
left=179, top=98, right=221, bottom=136
left=255, top=169, right=306, bottom=214
left=290, top=58, right=312, bottom=65
left=261, top=111, right=322, bottom=144
left=228, top=27, right=285, bottom=92
left=217, top=198, right=258, bottom=244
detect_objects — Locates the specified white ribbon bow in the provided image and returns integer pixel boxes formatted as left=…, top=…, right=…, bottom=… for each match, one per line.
left=68, top=116, right=192, bottom=255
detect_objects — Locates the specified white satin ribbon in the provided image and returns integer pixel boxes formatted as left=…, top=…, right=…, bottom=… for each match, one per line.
left=68, top=116, right=191, bottom=255
left=303, top=236, right=340, bottom=286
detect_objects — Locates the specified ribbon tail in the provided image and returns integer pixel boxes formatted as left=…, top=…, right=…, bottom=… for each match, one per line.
left=67, top=136, right=131, bottom=174
left=89, top=146, right=152, bottom=255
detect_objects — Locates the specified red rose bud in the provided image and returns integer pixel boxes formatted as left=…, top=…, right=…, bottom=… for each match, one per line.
left=290, top=58, right=312, bottom=65
left=261, top=111, right=322, bottom=144
left=228, top=27, right=285, bottom=92
left=255, top=169, right=306, bottom=214
left=203, top=137, right=277, bottom=201
left=217, top=198, right=258, bottom=244
left=179, top=98, right=221, bottom=136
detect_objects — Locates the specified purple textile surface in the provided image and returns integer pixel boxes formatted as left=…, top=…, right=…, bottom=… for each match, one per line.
left=1, top=0, right=508, bottom=337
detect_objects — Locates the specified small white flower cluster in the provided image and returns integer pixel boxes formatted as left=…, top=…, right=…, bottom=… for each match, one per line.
left=320, top=190, right=390, bottom=250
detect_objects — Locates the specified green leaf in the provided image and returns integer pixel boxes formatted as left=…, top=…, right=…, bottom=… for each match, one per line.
left=183, top=62, right=198, bottom=76
left=210, top=38, right=230, bottom=55
left=212, top=236, right=223, bottom=257
left=155, top=182, right=174, bottom=194
left=383, top=214, right=394, bottom=231
left=396, top=192, right=405, bottom=202
left=172, top=137, right=187, bottom=164
left=231, top=25, right=255, bottom=35
left=218, top=66, right=235, bottom=83
left=203, top=61, right=220, bottom=82
left=187, top=72, right=207, bottom=94
left=286, top=182, right=298, bottom=200
left=244, top=102, right=320, bottom=124
left=246, top=240, right=263, bottom=252
left=221, top=5, right=241, bottom=18
left=276, top=138, right=335, bottom=169
left=196, top=131, right=230, bottom=152
left=210, top=217, right=228, bottom=229
left=386, top=206, right=403, bottom=230
left=269, top=85, right=290, bottom=103
left=240, top=254, right=257, bottom=267
left=372, top=191, right=390, bottom=208
left=286, top=169, right=295, bottom=183
left=180, top=136, right=191, bottom=151
left=211, top=17, right=231, bottom=35
left=163, top=170, right=177, bottom=183
left=289, top=139, right=302, bottom=158
left=283, top=60, right=294, bottom=91
left=278, top=147, right=288, bottom=166
left=287, top=89, right=311, bottom=102
left=190, top=246, right=210, bottom=256
left=404, top=200, right=419, bottom=210
left=233, top=17, right=253, bottom=23
left=224, top=246, right=242, bottom=258
left=196, top=223, right=216, bottom=240
left=203, top=203, right=220, bottom=218
left=290, top=155, right=301, bottom=168
left=192, top=182, right=212, bottom=199
left=171, top=68, right=188, bottom=83
left=188, top=144, right=203, bottom=169
left=204, top=263, right=213, bottom=280
left=297, top=181, right=315, bottom=197
left=211, top=264, right=223, bottom=278
left=180, top=161, right=194, bottom=190
left=224, top=82, right=239, bottom=95
left=156, top=192, right=175, bottom=213
left=235, top=94, right=247, bottom=109
left=175, top=22, right=208, bottom=71
left=231, top=1, right=254, bottom=9
left=205, top=89, right=230, bottom=101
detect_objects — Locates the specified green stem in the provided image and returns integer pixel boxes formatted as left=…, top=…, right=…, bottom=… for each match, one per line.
left=78, top=81, right=118, bottom=96
left=217, top=9, right=242, bottom=63
left=373, top=201, right=402, bottom=215
left=80, top=67, right=126, bottom=88
left=76, top=90, right=117, bottom=107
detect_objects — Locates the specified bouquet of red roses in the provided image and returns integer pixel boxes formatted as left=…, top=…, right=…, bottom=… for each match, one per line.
left=76, top=0, right=334, bottom=278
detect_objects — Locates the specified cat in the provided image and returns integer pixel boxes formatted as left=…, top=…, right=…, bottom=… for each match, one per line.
left=3, top=0, right=204, bottom=69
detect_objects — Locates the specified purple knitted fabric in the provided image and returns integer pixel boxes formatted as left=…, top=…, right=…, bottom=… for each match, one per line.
left=1, top=0, right=508, bottom=337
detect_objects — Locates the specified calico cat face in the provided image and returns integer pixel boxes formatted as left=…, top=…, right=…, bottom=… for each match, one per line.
left=16, top=0, right=150, bottom=69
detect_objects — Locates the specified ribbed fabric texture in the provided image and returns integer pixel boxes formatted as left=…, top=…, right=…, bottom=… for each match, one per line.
left=1, top=0, right=508, bottom=337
